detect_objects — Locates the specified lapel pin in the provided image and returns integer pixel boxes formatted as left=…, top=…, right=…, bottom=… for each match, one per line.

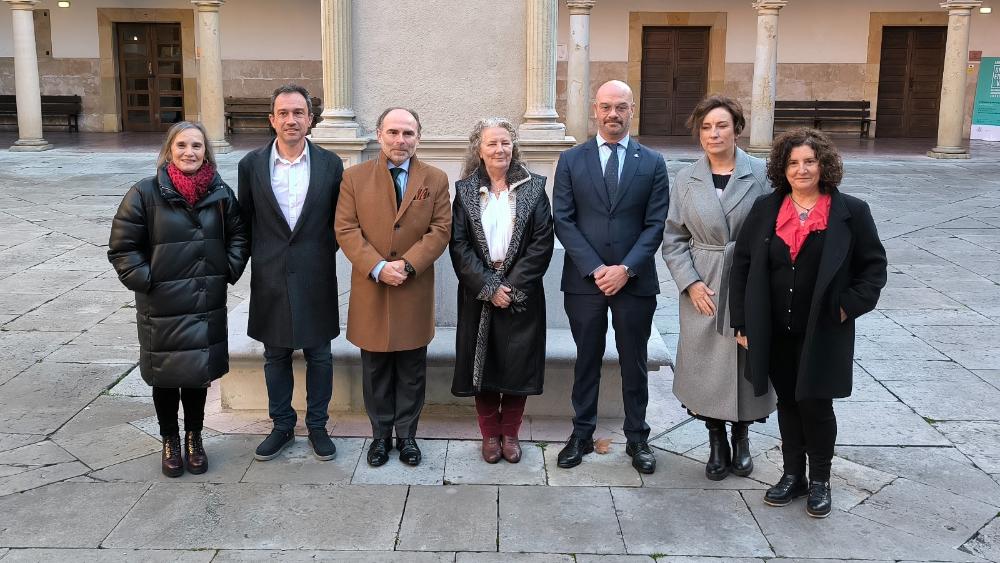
left=633, top=153, right=639, bottom=158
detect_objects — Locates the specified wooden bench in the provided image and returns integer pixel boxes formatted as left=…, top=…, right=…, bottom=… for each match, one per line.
left=0, top=94, right=81, bottom=131
left=224, top=96, right=322, bottom=134
left=774, top=100, right=872, bottom=138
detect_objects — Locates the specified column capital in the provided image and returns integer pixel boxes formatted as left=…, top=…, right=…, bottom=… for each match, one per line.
left=566, top=0, right=596, bottom=15
left=191, top=0, right=224, bottom=12
left=940, top=1, right=981, bottom=12
left=752, top=0, right=788, bottom=14
left=3, top=0, right=41, bottom=11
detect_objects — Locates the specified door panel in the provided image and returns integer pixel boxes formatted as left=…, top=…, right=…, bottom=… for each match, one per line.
left=640, top=27, right=710, bottom=136
left=116, top=22, right=184, bottom=132
left=876, top=26, right=946, bottom=138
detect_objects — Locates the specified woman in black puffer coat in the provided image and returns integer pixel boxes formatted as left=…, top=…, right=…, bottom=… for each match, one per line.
left=108, top=121, right=249, bottom=478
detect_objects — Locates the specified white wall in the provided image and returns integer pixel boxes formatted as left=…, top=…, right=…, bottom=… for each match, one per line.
left=0, top=0, right=321, bottom=59
left=559, top=0, right=1000, bottom=63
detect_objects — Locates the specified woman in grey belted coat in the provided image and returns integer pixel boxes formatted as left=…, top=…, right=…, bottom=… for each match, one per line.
left=661, top=95, right=776, bottom=480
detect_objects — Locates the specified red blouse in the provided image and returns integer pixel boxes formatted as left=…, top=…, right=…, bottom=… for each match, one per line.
left=775, top=193, right=831, bottom=261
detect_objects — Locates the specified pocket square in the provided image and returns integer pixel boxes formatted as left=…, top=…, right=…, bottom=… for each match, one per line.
left=414, top=187, right=430, bottom=200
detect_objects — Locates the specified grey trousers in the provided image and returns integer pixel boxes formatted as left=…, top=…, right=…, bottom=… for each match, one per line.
left=361, top=346, right=427, bottom=439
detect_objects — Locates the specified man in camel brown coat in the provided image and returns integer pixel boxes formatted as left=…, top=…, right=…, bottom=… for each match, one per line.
left=335, top=107, right=451, bottom=467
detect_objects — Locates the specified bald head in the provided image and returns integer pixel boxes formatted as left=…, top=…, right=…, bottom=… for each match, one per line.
left=593, top=80, right=635, bottom=142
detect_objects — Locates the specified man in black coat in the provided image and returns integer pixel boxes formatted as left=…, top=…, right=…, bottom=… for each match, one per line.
left=238, top=84, right=344, bottom=462
left=552, top=80, right=670, bottom=474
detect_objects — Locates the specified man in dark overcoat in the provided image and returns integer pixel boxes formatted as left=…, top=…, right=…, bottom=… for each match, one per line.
left=238, top=84, right=344, bottom=462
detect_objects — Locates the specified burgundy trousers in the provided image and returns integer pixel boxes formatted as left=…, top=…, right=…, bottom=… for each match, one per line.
left=475, top=392, right=527, bottom=438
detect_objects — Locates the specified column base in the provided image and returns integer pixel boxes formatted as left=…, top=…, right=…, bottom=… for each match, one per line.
left=518, top=122, right=568, bottom=141
left=210, top=139, right=232, bottom=154
left=10, top=139, right=53, bottom=152
left=747, top=145, right=771, bottom=158
left=308, top=135, right=372, bottom=168
left=311, top=121, right=363, bottom=140
left=927, top=147, right=970, bottom=159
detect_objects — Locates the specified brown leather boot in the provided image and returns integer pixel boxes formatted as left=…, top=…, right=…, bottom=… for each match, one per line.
left=481, top=436, right=502, bottom=464
left=501, top=435, right=522, bottom=463
left=161, top=434, right=183, bottom=478
left=184, top=431, right=208, bottom=475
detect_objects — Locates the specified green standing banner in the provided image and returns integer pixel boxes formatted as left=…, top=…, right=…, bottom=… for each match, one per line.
left=972, top=57, right=1000, bottom=141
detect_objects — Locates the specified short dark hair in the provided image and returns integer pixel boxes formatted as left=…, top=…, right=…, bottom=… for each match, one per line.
left=270, top=84, right=312, bottom=115
left=686, top=94, right=746, bottom=138
left=376, top=107, right=422, bottom=135
left=767, top=128, right=844, bottom=195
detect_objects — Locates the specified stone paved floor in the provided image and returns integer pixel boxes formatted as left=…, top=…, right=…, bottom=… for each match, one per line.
left=0, top=136, right=998, bottom=561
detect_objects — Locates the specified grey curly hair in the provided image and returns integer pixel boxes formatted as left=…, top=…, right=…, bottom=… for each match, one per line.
left=460, top=117, right=523, bottom=178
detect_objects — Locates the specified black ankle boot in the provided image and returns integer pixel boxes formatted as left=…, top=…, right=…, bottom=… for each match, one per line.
left=806, top=481, right=832, bottom=518
left=161, top=434, right=183, bottom=478
left=705, top=420, right=731, bottom=481
left=730, top=422, right=753, bottom=477
left=764, top=473, right=808, bottom=506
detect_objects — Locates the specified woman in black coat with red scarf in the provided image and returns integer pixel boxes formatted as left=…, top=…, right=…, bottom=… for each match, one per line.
left=729, top=128, right=886, bottom=518
left=109, top=121, right=249, bottom=478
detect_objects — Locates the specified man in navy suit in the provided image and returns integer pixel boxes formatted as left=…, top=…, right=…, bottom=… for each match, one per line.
left=553, top=80, right=669, bottom=474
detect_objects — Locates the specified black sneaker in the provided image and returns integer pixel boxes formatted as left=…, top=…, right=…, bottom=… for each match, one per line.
left=806, top=481, right=833, bottom=518
left=308, top=429, right=337, bottom=461
left=254, top=428, right=294, bottom=461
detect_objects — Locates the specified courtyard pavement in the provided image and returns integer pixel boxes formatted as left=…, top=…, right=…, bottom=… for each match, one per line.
left=0, top=134, right=998, bottom=561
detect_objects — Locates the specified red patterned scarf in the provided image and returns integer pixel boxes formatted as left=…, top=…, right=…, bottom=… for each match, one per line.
left=166, top=162, right=216, bottom=206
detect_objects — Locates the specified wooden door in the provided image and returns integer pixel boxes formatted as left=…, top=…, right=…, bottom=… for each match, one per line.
left=640, top=27, right=710, bottom=136
left=875, top=27, right=946, bottom=138
left=116, top=23, right=184, bottom=132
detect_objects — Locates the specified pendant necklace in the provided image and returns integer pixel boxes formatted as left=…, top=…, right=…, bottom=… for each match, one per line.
left=789, top=196, right=816, bottom=222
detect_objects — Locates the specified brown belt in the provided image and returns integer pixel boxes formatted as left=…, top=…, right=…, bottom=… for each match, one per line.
left=491, top=260, right=504, bottom=270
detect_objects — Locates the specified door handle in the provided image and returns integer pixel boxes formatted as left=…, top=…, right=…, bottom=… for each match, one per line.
left=148, top=61, right=153, bottom=77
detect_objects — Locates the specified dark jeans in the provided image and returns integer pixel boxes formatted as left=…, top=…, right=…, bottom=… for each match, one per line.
left=770, top=329, right=837, bottom=482
left=151, top=386, right=207, bottom=436
left=361, top=347, right=427, bottom=439
left=263, top=343, right=333, bottom=432
left=475, top=393, right=527, bottom=438
left=565, top=292, right=656, bottom=443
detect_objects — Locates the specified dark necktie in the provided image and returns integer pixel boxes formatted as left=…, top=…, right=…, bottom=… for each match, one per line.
left=604, top=142, right=619, bottom=202
left=390, top=167, right=404, bottom=207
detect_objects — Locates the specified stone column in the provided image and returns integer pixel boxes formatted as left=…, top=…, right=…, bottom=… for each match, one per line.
left=747, top=0, right=787, bottom=157
left=192, top=0, right=231, bottom=153
left=565, top=0, right=595, bottom=143
left=5, top=0, right=51, bottom=151
left=520, top=0, right=566, bottom=140
left=311, top=0, right=361, bottom=139
left=928, top=0, right=982, bottom=159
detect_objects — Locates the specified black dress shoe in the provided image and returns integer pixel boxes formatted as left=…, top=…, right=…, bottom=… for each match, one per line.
left=184, top=430, right=208, bottom=475
left=806, top=481, right=832, bottom=518
left=308, top=428, right=337, bottom=461
left=730, top=422, right=753, bottom=477
left=764, top=473, right=809, bottom=506
left=625, top=441, right=656, bottom=474
left=254, top=428, right=294, bottom=461
left=705, top=420, right=732, bottom=481
left=396, top=437, right=422, bottom=466
left=367, top=438, right=392, bottom=467
left=556, top=436, right=594, bottom=469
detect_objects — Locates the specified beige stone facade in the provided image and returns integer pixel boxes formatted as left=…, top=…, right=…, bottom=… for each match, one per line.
left=0, top=0, right=998, bottom=150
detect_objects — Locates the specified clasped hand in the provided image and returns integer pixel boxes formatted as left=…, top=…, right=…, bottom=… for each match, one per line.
left=491, top=285, right=512, bottom=308
left=594, top=265, right=628, bottom=296
left=378, top=260, right=409, bottom=286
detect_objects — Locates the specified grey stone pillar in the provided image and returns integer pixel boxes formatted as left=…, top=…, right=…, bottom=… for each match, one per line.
left=566, top=0, right=595, bottom=143
left=928, top=0, right=982, bottom=159
left=5, top=0, right=51, bottom=151
left=747, top=0, right=787, bottom=157
left=192, top=0, right=231, bottom=153
left=311, top=0, right=361, bottom=140
left=520, top=0, right=566, bottom=140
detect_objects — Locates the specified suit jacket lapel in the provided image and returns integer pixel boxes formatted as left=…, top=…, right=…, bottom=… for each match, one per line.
left=611, top=138, right=641, bottom=211
left=289, top=140, right=325, bottom=240
left=584, top=140, right=611, bottom=210
left=688, top=156, right=730, bottom=239
left=396, top=156, right=425, bottom=220
left=253, top=140, right=290, bottom=236
left=719, top=149, right=756, bottom=217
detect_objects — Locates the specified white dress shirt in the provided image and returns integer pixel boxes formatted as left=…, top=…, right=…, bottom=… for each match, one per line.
left=482, top=188, right=513, bottom=262
left=596, top=132, right=629, bottom=180
left=270, top=142, right=311, bottom=231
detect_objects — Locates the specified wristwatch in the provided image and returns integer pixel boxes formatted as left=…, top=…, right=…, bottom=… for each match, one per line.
left=622, top=265, right=636, bottom=278
left=403, top=260, right=416, bottom=276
